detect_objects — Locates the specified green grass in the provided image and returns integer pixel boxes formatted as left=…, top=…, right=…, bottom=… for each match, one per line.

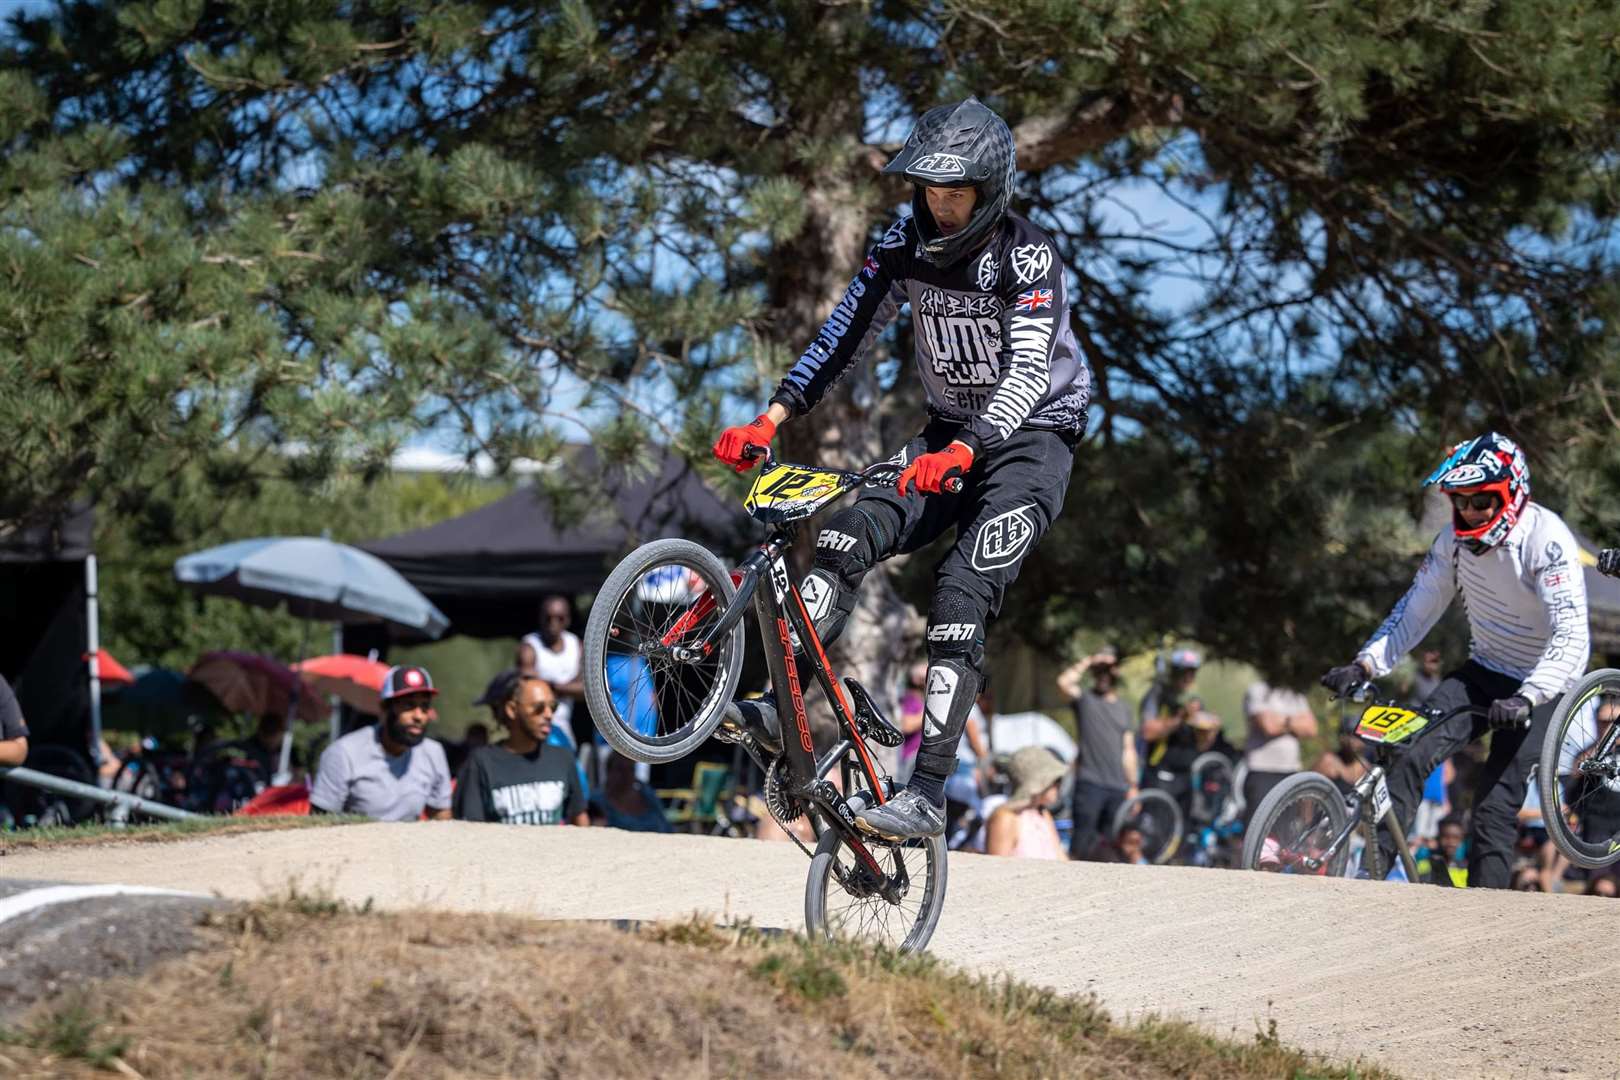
left=0, top=812, right=372, bottom=852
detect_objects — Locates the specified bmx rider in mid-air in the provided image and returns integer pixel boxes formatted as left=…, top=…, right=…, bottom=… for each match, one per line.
left=712, top=97, right=1091, bottom=840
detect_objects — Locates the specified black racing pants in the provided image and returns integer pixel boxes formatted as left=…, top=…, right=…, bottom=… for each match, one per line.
left=805, top=420, right=1077, bottom=781
left=1379, top=661, right=1556, bottom=889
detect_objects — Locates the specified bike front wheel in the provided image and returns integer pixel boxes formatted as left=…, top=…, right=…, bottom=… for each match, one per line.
left=582, top=538, right=745, bottom=765
left=804, top=793, right=947, bottom=954
left=1539, top=668, right=1620, bottom=869
left=1240, top=771, right=1352, bottom=878
left=1112, top=787, right=1184, bottom=865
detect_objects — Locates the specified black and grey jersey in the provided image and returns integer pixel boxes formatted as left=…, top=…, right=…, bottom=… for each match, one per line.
left=769, top=211, right=1091, bottom=456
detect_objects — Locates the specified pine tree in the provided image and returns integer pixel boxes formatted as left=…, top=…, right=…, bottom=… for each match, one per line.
left=6, top=0, right=1619, bottom=689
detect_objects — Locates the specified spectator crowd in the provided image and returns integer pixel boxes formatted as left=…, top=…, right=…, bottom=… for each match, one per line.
left=5, top=595, right=1618, bottom=899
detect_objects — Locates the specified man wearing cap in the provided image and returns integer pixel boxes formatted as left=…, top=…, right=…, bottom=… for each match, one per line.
left=309, top=665, right=452, bottom=821
left=455, top=672, right=588, bottom=826
left=1057, top=648, right=1136, bottom=860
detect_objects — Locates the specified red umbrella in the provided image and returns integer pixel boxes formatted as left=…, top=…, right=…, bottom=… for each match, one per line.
left=291, top=654, right=390, bottom=716
left=188, top=651, right=324, bottom=723
left=236, top=782, right=311, bottom=817
left=86, top=649, right=136, bottom=687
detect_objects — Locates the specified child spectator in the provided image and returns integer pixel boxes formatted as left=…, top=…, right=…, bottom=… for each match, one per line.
left=591, top=751, right=671, bottom=833
left=985, top=746, right=1067, bottom=860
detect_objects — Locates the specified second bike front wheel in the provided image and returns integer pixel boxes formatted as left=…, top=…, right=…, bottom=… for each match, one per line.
left=1240, top=771, right=1351, bottom=877
left=1112, top=788, right=1184, bottom=865
left=1539, top=668, right=1620, bottom=869
left=582, top=538, right=745, bottom=765
left=804, top=793, right=947, bottom=954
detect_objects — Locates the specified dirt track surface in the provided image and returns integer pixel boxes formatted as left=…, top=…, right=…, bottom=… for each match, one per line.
left=2, top=822, right=1615, bottom=1080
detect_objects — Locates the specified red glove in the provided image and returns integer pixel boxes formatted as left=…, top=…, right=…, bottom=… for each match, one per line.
left=897, top=441, right=973, bottom=496
left=712, top=413, right=778, bottom=473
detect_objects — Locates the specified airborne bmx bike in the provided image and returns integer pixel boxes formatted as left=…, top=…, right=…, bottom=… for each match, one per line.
left=582, top=449, right=948, bottom=952
left=1242, top=684, right=1485, bottom=881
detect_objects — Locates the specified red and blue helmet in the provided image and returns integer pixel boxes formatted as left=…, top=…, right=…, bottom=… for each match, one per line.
left=1424, top=432, right=1529, bottom=552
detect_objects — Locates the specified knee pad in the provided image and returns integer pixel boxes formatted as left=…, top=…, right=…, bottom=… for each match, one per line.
left=925, top=587, right=987, bottom=673
left=915, top=656, right=980, bottom=778
left=801, top=506, right=892, bottom=646
left=812, top=505, right=888, bottom=579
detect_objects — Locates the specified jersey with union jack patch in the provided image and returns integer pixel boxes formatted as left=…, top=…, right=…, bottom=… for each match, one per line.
left=771, top=211, right=1090, bottom=456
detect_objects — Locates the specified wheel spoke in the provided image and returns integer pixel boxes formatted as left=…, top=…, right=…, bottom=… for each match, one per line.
left=817, top=834, right=938, bottom=952
left=593, top=552, right=739, bottom=750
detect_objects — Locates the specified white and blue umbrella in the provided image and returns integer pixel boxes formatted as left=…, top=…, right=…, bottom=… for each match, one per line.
left=174, top=536, right=449, bottom=638
left=175, top=536, right=449, bottom=785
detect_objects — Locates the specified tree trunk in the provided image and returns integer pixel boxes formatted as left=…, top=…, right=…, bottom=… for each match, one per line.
left=768, top=156, right=922, bottom=771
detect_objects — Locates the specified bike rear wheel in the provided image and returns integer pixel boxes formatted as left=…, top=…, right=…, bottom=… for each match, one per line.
left=1539, top=668, right=1620, bottom=869
left=1240, top=771, right=1351, bottom=877
left=582, top=539, right=745, bottom=765
left=1112, top=788, right=1184, bottom=864
left=804, top=793, right=947, bottom=954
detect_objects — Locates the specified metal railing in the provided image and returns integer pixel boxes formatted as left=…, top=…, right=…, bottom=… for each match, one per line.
left=0, top=765, right=200, bottom=823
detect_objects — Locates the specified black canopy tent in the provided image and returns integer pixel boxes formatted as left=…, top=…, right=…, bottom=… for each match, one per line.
left=0, top=505, right=96, bottom=745
left=355, top=449, right=752, bottom=642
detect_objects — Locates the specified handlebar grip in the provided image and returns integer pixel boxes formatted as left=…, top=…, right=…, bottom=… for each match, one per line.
left=944, top=476, right=963, bottom=494
left=741, top=443, right=765, bottom=461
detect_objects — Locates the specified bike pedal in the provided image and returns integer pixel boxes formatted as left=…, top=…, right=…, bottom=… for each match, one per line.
left=844, top=678, right=904, bottom=747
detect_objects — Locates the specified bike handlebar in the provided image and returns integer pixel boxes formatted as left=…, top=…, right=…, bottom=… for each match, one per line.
left=1332, top=680, right=1492, bottom=730
left=743, top=445, right=964, bottom=493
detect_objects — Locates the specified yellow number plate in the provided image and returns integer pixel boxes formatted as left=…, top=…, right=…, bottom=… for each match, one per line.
left=745, top=464, right=851, bottom=522
left=1355, top=705, right=1429, bottom=745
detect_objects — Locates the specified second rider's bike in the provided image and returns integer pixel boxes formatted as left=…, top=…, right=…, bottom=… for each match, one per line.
left=582, top=449, right=949, bottom=952
left=1538, top=665, right=1620, bottom=870
left=1243, top=684, right=1486, bottom=881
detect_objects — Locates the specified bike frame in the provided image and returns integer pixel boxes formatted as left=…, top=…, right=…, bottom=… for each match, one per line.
left=676, top=530, right=903, bottom=890
left=1287, top=699, right=1486, bottom=881
left=1302, top=753, right=1421, bottom=882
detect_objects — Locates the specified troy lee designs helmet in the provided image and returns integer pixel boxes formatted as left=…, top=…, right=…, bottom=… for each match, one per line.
left=1424, top=432, right=1530, bottom=553
left=882, top=96, right=1015, bottom=267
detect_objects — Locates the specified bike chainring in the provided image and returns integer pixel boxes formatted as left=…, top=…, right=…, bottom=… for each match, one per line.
left=764, top=754, right=806, bottom=824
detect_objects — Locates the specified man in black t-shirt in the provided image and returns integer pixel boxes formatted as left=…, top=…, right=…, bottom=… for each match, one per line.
left=0, top=674, right=28, bottom=767
left=454, top=673, right=587, bottom=826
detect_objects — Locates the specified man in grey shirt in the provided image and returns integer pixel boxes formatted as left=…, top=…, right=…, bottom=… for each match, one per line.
left=310, top=665, right=452, bottom=821
left=1058, top=647, right=1137, bottom=859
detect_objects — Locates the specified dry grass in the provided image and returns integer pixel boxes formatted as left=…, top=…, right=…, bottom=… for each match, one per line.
left=0, top=899, right=1397, bottom=1080
left=0, top=813, right=371, bottom=854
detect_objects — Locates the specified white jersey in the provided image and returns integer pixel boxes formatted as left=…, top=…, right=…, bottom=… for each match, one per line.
left=523, top=630, right=581, bottom=746
left=1357, top=502, right=1589, bottom=706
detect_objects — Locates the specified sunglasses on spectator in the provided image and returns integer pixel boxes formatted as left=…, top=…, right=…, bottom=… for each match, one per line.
left=526, top=700, right=558, bottom=714
left=1449, top=492, right=1499, bottom=512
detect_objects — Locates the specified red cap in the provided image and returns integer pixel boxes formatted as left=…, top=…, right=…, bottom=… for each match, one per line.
left=380, top=665, right=438, bottom=702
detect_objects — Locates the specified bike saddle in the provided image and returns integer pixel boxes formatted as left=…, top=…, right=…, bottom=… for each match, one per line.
left=844, top=678, right=904, bottom=748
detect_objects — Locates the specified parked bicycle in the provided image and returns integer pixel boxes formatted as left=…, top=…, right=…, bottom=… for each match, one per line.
left=1183, top=751, right=1246, bottom=868
left=583, top=449, right=949, bottom=952
left=1112, top=787, right=1182, bottom=865
left=1243, top=683, right=1486, bottom=881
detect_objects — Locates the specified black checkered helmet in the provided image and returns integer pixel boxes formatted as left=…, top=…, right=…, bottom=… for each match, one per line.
left=883, top=97, right=1016, bottom=267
